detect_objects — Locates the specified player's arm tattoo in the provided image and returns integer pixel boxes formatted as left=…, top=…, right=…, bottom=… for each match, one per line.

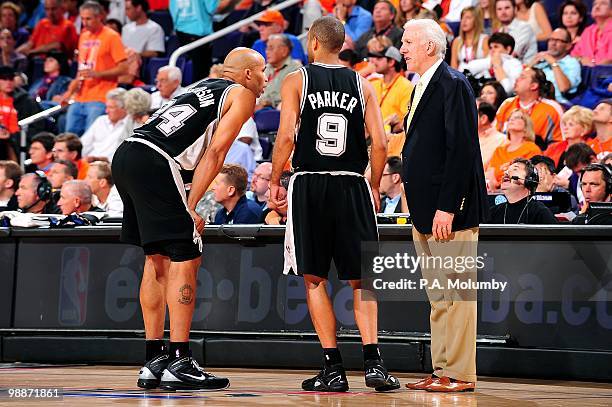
left=178, top=284, right=194, bottom=305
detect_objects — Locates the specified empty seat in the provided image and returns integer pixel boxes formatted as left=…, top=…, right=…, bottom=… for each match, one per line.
left=149, top=10, right=173, bottom=36
left=254, top=109, right=280, bottom=134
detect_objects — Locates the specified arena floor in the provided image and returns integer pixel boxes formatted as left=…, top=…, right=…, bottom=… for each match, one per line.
left=1, top=365, right=611, bottom=406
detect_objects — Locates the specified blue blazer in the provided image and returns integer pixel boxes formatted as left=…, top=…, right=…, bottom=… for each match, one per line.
left=402, top=61, right=488, bottom=234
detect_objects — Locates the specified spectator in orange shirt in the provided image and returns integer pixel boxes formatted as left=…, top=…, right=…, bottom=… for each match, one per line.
left=0, top=65, right=19, bottom=161
left=545, top=106, right=593, bottom=170
left=17, top=0, right=78, bottom=58
left=52, top=132, right=90, bottom=180
left=61, top=1, right=128, bottom=136
left=590, top=99, right=612, bottom=160
left=496, top=66, right=563, bottom=150
left=487, top=109, right=542, bottom=189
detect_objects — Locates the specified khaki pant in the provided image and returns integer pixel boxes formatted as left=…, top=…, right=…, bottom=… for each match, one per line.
left=412, top=227, right=479, bottom=383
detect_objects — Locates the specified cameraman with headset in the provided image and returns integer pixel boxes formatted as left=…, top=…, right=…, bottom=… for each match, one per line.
left=486, top=158, right=557, bottom=224
left=572, top=163, right=612, bottom=225
left=14, top=172, right=59, bottom=214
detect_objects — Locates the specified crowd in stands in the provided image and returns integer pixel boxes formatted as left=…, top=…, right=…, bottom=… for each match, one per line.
left=0, top=0, right=609, bottom=226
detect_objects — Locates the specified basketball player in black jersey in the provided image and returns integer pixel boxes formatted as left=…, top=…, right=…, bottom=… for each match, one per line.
left=112, top=48, right=267, bottom=391
left=270, top=16, right=400, bottom=392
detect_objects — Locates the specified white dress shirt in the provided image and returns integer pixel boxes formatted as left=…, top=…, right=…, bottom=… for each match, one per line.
left=81, top=115, right=130, bottom=162
left=93, top=185, right=124, bottom=217
left=405, top=58, right=444, bottom=132
left=460, top=54, right=523, bottom=94
left=150, top=86, right=186, bottom=110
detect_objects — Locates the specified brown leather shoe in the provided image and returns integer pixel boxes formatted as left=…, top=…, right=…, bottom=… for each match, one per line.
left=425, top=376, right=475, bottom=392
left=405, top=375, right=439, bottom=390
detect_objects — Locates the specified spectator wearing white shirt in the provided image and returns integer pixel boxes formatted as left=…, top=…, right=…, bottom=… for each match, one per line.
left=495, top=0, right=537, bottom=63
left=107, top=0, right=126, bottom=24
left=236, top=116, right=263, bottom=162
left=224, top=121, right=257, bottom=184
left=461, top=32, right=522, bottom=95
left=150, top=65, right=185, bottom=110
left=121, top=0, right=165, bottom=58
left=86, top=160, right=123, bottom=216
left=81, top=88, right=129, bottom=162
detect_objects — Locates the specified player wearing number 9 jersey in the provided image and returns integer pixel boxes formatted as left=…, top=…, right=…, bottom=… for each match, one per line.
left=270, top=17, right=400, bottom=393
left=111, top=48, right=267, bottom=392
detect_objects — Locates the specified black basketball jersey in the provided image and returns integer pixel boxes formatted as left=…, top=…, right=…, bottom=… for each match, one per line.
left=133, top=78, right=240, bottom=170
left=293, top=63, right=367, bottom=174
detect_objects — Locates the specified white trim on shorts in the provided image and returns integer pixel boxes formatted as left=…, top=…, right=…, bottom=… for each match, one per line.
left=282, top=170, right=378, bottom=276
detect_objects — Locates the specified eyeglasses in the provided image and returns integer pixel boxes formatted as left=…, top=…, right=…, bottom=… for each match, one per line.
left=253, top=174, right=270, bottom=181
left=256, top=21, right=274, bottom=27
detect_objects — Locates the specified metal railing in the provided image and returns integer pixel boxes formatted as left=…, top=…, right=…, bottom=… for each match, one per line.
left=169, top=0, right=302, bottom=67
left=17, top=102, right=71, bottom=168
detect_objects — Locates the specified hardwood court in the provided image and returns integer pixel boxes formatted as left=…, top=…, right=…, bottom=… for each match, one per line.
left=1, top=366, right=611, bottom=406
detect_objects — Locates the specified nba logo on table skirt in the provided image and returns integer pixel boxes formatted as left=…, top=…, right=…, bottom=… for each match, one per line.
left=58, top=247, right=90, bottom=326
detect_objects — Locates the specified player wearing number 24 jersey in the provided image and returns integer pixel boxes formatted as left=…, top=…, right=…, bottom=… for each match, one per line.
left=111, top=48, right=267, bottom=392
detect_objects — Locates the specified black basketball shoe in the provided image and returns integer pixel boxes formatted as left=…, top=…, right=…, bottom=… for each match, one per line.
left=159, top=355, right=230, bottom=391
left=364, top=359, right=401, bottom=392
left=302, top=364, right=349, bottom=392
left=137, top=353, right=170, bottom=389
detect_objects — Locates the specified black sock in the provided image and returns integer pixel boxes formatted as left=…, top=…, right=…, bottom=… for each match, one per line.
left=169, top=341, right=190, bottom=360
left=323, top=348, right=343, bottom=367
left=363, top=344, right=381, bottom=362
left=145, top=339, right=166, bottom=361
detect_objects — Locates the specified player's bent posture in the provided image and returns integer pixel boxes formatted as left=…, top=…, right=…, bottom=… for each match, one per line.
left=270, top=16, right=400, bottom=392
left=112, top=48, right=267, bottom=391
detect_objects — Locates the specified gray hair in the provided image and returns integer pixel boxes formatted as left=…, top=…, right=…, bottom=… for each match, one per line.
left=124, top=88, right=152, bottom=117
left=106, top=88, right=127, bottom=109
left=63, top=180, right=92, bottom=206
left=79, top=0, right=103, bottom=15
left=158, top=65, right=182, bottom=83
left=404, top=19, right=447, bottom=59
left=268, top=34, right=293, bottom=52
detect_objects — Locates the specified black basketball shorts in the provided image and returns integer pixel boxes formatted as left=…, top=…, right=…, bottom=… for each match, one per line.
left=283, top=172, right=378, bottom=281
left=111, top=141, right=201, bottom=262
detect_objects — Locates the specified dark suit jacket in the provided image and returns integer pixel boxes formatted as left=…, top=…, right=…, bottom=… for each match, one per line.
left=402, top=61, right=488, bottom=234
left=379, top=195, right=403, bottom=214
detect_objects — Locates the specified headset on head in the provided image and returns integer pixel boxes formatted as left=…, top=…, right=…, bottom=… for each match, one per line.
left=33, top=170, right=52, bottom=201
left=581, top=163, right=612, bottom=196
left=522, top=160, right=539, bottom=193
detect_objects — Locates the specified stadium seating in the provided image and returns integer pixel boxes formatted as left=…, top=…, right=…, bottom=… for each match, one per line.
left=149, top=10, right=174, bottom=36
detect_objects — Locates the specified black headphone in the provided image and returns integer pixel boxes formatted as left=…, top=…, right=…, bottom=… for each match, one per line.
left=581, top=163, right=612, bottom=196
left=34, top=171, right=52, bottom=201
left=523, top=161, right=540, bottom=193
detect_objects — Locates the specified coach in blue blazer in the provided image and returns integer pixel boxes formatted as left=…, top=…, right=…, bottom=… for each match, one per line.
left=400, top=19, right=488, bottom=393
